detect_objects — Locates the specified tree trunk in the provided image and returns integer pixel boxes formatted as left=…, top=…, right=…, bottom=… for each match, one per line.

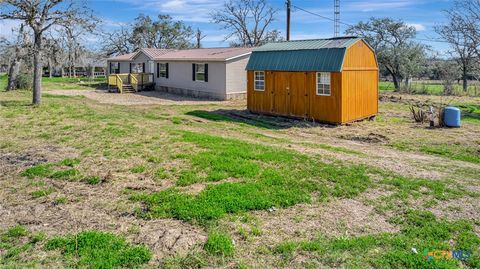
left=90, top=66, right=95, bottom=78
left=462, top=67, right=468, bottom=92
left=48, top=60, right=52, bottom=78
left=392, top=75, right=401, bottom=91
left=6, top=59, right=21, bottom=91
left=33, top=31, right=43, bottom=105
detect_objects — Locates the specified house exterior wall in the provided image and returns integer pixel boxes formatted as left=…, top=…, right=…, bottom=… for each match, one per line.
left=153, top=61, right=227, bottom=100
left=225, top=55, right=250, bottom=98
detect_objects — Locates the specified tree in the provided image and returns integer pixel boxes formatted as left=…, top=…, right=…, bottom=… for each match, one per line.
left=196, top=28, right=206, bottom=49
left=346, top=17, right=427, bottom=91
left=211, top=0, right=281, bottom=47
left=3, top=24, right=30, bottom=91
left=101, top=26, right=135, bottom=57
left=435, top=3, right=477, bottom=92
left=131, top=14, right=193, bottom=50
left=0, top=0, right=95, bottom=105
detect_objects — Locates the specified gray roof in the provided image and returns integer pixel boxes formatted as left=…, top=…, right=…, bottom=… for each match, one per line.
left=246, top=37, right=364, bottom=72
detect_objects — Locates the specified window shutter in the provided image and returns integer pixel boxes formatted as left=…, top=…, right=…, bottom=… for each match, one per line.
left=204, top=64, right=208, bottom=82
left=192, top=63, right=196, bottom=81
left=157, top=63, right=159, bottom=78
left=109, top=62, right=112, bottom=74
left=142, top=62, right=145, bottom=73
left=129, top=63, right=132, bottom=73
left=166, top=63, right=169, bottom=78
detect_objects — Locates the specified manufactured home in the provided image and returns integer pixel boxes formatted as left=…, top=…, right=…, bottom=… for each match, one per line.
left=246, top=37, right=379, bottom=124
left=107, top=47, right=253, bottom=100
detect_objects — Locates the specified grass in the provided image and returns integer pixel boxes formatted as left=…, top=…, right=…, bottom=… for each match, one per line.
left=0, top=74, right=105, bottom=91
left=0, top=225, right=45, bottom=267
left=391, top=141, right=480, bottom=164
left=130, top=131, right=371, bottom=224
left=31, top=187, right=55, bottom=198
left=273, top=210, right=480, bottom=268
left=45, top=231, right=152, bottom=269
left=204, top=231, right=235, bottom=257
left=379, top=81, right=480, bottom=96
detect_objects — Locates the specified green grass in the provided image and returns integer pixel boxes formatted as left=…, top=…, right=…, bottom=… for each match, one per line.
left=379, top=81, right=480, bottom=96
left=391, top=141, right=480, bottom=164
left=31, top=187, right=55, bottom=198
left=204, top=231, right=235, bottom=257
left=45, top=231, right=152, bottom=269
left=0, top=74, right=7, bottom=91
left=131, top=131, right=371, bottom=224
left=161, top=250, right=208, bottom=269
left=0, top=74, right=105, bottom=91
left=0, top=225, right=45, bottom=267
left=273, top=210, right=480, bottom=268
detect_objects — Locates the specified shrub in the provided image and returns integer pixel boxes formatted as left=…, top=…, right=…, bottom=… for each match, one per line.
left=16, top=73, right=33, bottom=90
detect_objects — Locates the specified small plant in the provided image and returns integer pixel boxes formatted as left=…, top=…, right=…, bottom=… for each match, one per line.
left=204, top=231, right=234, bottom=257
left=31, top=187, right=55, bottom=198
left=84, top=176, right=101, bottom=185
left=20, top=164, right=53, bottom=178
left=45, top=230, right=152, bottom=269
left=130, top=165, right=146, bottom=173
left=59, top=158, right=80, bottom=167
left=410, top=105, right=427, bottom=123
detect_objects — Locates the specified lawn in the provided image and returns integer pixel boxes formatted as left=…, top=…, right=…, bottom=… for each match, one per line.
left=379, top=81, right=480, bottom=96
left=0, top=74, right=106, bottom=91
left=0, top=81, right=479, bottom=268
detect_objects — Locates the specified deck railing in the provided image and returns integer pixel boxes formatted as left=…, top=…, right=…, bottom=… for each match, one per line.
left=107, top=73, right=154, bottom=93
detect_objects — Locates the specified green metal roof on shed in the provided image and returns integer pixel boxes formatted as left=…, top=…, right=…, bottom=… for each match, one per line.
left=246, top=37, right=363, bottom=72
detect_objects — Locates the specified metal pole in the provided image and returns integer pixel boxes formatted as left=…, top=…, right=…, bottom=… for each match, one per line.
left=286, top=0, right=291, bottom=41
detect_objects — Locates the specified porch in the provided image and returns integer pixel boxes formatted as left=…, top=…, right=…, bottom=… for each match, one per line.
left=107, top=73, right=154, bottom=93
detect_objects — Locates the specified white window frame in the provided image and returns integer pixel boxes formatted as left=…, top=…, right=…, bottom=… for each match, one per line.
left=254, top=71, right=265, bottom=91
left=195, top=63, right=206, bottom=82
left=159, top=63, right=168, bottom=78
left=316, top=72, right=331, bottom=96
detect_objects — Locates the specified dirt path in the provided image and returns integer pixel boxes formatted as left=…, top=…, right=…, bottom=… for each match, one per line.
left=47, top=89, right=238, bottom=106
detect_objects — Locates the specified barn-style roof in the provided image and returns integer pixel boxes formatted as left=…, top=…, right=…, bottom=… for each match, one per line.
left=246, top=37, right=366, bottom=72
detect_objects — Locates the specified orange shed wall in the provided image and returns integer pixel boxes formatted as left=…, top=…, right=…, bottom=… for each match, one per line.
left=341, top=40, right=379, bottom=123
left=247, top=71, right=342, bottom=123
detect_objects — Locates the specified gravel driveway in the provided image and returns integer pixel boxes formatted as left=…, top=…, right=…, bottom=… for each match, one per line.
left=46, top=89, right=236, bottom=106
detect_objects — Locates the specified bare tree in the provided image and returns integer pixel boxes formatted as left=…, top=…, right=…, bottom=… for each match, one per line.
left=211, top=0, right=281, bottom=47
left=0, top=0, right=95, bottom=104
left=4, top=24, right=30, bottom=91
left=101, top=26, right=134, bottom=57
left=346, top=17, right=427, bottom=91
left=436, top=4, right=477, bottom=92
left=196, top=28, right=206, bottom=49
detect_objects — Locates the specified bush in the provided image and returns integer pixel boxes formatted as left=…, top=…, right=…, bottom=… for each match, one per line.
left=16, top=73, right=33, bottom=90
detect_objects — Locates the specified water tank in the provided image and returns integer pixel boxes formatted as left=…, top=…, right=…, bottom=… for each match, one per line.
left=443, top=107, right=461, bottom=128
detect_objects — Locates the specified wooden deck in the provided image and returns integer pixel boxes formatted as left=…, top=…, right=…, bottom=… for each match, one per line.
left=107, top=73, right=154, bottom=93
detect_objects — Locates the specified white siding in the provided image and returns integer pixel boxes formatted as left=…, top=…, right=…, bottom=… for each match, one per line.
left=154, top=61, right=226, bottom=97
left=225, top=55, right=250, bottom=94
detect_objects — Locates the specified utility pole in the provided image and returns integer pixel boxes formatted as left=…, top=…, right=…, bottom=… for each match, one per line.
left=334, top=0, right=340, bottom=37
left=286, top=0, right=291, bottom=41
left=196, top=28, right=206, bottom=49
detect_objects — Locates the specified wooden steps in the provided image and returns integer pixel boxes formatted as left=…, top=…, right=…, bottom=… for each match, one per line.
left=121, top=84, right=135, bottom=93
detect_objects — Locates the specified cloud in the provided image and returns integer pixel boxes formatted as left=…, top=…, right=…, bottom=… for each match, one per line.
left=406, top=23, right=426, bottom=31
left=347, top=0, right=416, bottom=12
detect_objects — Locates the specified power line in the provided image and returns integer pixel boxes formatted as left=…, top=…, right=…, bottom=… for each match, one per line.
left=291, top=4, right=450, bottom=44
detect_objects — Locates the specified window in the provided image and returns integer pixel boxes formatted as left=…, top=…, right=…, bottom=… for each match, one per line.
left=254, top=71, right=265, bottom=91
left=158, top=63, right=168, bottom=78
left=110, top=62, right=120, bottom=74
left=130, top=63, right=144, bottom=73
left=316, top=72, right=331, bottom=96
left=195, top=63, right=205, bottom=81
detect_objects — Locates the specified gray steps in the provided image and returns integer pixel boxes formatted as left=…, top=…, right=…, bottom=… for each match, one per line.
left=121, top=84, right=136, bottom=93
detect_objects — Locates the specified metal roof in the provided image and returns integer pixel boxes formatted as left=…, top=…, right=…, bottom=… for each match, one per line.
left=246, top=37, right=362, bottom=72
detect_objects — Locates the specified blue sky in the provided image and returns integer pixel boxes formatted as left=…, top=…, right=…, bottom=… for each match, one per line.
left=0, top=0, right=454, bottom=54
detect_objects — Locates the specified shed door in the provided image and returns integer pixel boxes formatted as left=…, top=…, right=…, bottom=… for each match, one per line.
left=272, top=72, right=289, bottom=116
left=289, top=72, right=308, bottom=118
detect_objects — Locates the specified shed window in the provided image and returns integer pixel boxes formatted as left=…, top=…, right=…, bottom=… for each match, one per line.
left=254, top=71, right=265, bottom=91
left=158, top=63, right=168, bottom=78
left=316, top=72, right=331, bottom=96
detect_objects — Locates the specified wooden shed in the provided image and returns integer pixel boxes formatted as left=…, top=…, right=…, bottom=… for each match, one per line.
left=245, top=37, right=378, bottom=124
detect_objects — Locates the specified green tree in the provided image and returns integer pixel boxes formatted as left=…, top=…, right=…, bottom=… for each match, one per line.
left=131, top=14, right=194, bottom=50
left=346, top=17, right=427, bottom=91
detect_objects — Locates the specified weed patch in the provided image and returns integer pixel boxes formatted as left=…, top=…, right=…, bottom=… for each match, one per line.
left=45, top=231, right=151, bottom=269
left=131, top=132, right=371, bottom=223
left=204, top=231, right=235, bottom=257
left=273, top=210, right=480, bottom=268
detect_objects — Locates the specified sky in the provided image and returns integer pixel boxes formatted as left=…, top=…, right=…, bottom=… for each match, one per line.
left=1, top=0, right=455, bottom=54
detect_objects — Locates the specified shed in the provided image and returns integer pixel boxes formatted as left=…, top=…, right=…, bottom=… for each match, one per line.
left=245, top=37, right=379, bottom=124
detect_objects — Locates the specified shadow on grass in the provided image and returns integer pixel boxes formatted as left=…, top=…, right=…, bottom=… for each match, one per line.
left=0, top=100, right=32, bottom=107
left=185, top=109, right=338, bottom=129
